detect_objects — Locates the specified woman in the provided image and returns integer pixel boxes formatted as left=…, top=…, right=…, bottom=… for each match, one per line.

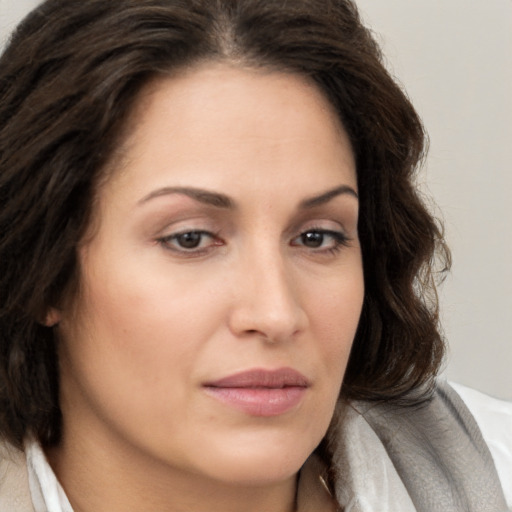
left=0, top=1, right=510, bottom=511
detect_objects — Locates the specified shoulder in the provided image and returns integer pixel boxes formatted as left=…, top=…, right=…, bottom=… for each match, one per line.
left=330, top=380, right=509, bottom=511
left=0, top=438, right=34, bottom=511
left=450, top=381, right=512, bottom=509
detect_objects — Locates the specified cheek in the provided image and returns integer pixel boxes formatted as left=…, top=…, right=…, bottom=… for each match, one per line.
left=59, top=259, right=224, bottom=410
left=306, top=268, right=364, bottom=375
left=83, top=246, right=222, bottom=336
left=309, top=263, right=364, bottom=328
left=57, top=275, right=225, bottom=457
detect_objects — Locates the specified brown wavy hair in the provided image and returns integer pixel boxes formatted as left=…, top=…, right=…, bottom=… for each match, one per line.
left=0, top=0, right=450, bottom=449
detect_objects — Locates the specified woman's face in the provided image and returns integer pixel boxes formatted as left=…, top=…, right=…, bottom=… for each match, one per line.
left=54, top=63, right=364, bottom=488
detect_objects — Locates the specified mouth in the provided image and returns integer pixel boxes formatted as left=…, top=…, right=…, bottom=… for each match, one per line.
left=203, top=368, right=310, bottom=417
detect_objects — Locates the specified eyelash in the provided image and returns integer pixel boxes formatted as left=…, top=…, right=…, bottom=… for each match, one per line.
left=291, top=228, right=350, bottom=255
left=157, top=230, right=221, bottom=255
left=157, top=228, right=350, bottom=256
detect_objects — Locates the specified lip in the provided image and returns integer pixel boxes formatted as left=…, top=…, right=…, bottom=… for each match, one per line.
left=203, top=368, right=310, bottom=417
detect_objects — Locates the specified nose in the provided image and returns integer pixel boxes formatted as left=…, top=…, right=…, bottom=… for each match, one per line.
left=227, top=248, right=308, bottom=343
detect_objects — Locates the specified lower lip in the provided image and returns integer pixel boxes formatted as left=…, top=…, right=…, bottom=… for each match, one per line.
left=203, top=386, right=307, bottom=417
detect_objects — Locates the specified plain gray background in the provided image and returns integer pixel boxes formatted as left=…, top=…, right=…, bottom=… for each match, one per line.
left=1, top=0, right=511, bottom=399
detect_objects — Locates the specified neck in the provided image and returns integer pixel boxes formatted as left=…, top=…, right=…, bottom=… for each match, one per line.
left=46, top=429, right=298, bottom=512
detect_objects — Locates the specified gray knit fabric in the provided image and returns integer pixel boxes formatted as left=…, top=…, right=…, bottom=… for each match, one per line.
left=332, top=381, right=508, bottom=511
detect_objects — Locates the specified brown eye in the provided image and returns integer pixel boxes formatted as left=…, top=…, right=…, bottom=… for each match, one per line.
left=159, top=230, right=219, bottom=253
left=301, top=231, right=324, bottom=248
left=175, top=232, right=203, bottom=249
left=291, top=229, right=349, bottom=253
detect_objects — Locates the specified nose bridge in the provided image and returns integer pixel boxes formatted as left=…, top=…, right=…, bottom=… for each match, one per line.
left=229, top=239, right=307, bottom=341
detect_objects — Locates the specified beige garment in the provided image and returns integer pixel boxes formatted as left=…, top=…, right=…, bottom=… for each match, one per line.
left=0, top=441, right=34, bottom=511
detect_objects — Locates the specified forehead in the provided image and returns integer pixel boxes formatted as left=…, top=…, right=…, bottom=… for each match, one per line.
left=102, top=62, right=356, bottom=203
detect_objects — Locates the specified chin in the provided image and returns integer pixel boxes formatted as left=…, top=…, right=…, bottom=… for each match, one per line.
left=186, top=426, right=321, bottom=486
left=201, top=455, right=306, bottom=487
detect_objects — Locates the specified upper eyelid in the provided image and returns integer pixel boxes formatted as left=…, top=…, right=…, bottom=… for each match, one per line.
left=292, top=227, right=350, bottom=242
left=151, top=210, right=353, bottom=236
left=289, top=219, right=348, bottom=237
left=155, top=217, right=219, bottom=236
left=159, top=229, right=218, bottom=242
left=157, top=223, right=349, bottom=241
left=157, top=230, right=221, bottom=255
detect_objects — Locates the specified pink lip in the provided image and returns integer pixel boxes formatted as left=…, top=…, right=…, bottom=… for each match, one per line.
left=203, top=368, right=310, bottom=417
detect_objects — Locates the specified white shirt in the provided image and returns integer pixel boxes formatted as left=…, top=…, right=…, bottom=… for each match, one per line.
left=450, top=382, right=512, bottom=508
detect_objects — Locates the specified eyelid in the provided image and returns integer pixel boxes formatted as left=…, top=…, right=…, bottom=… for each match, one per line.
left=290, top=226, right=352, bottom=254
left=290, top=218, right=349, bottom=238
left=151, top=211, right=220, bottom=238
left=157, top=229, right=223, bottom=256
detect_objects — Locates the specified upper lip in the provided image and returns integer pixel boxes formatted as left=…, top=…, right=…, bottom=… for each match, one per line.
left=204, top=367, right=310, bottom=389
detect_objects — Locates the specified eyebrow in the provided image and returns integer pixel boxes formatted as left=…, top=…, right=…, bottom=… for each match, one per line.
left=138, top=184, right=358, bottom=209
left=139, top=186, right=234, bottom=209
left=299, top=185, right=358, bottom=209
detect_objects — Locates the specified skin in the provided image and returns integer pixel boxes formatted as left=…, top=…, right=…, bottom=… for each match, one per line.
left=47, top=63, right=364, bottom=512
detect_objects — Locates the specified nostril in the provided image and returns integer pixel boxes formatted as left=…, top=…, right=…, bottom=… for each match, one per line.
left=239, top=328, right=281, bottom=343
